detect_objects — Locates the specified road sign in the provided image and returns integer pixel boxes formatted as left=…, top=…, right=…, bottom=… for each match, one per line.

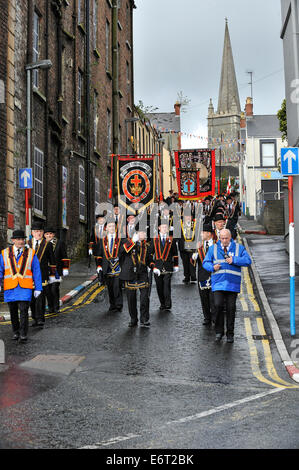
left=281, top=148, right=299, bottom=175
left=19, top=168, right=33, bottom=189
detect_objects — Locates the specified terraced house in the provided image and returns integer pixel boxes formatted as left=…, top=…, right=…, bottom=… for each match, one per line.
left=0, top=0, right=136, bottom=258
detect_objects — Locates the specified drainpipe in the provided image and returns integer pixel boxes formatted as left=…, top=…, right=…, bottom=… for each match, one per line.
left=85, top=0, right=92, bottom=241
left=112, top=0, right=119, bottom=199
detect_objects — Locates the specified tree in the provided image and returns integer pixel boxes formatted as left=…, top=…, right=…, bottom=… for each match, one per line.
left=277, top=99, right=287, bottom=142
left=176, top=91, right=191, bottom=113
left=135, top=100, right=159, bottom=120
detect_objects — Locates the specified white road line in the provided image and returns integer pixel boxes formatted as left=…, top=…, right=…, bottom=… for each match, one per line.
left=79, top=387, right=285, bottom=449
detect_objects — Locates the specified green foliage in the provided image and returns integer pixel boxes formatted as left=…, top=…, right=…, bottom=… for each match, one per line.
left=135, top=100, right=159, bottom=120
left=277, top=99, right=287, bottom=142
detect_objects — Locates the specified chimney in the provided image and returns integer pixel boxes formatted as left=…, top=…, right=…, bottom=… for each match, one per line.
left=240, top=111, right=246, bottom=128
left=174, top=101, right=181, bottom=116
left=245, top=97, right=253, bottom=117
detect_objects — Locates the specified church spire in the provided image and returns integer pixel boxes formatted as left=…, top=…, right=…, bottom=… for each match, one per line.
left=217, top=20, right=241, bottom=115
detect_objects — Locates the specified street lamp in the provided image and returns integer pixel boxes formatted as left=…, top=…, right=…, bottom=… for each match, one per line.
left=125, top=117, right=140, bottom=153
left=25, top=59, right=52, bottom=238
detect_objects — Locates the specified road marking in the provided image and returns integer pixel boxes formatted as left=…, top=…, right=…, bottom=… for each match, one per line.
left=244, top=318, right=297, bottom=389
left=239, top=281, right=249, bottom=311
left=255, top=317, right=298, bottom=388
left=243, top=267, right=260, bottom=312
left=80, top=387, right=286, bottom=449
left=72, top=283, right=99, bottom=306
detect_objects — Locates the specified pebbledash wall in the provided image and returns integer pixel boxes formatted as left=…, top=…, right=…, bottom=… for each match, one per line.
left=3, top=0, right=136, bottom=259
left=281, top=0, right=299, bottom=260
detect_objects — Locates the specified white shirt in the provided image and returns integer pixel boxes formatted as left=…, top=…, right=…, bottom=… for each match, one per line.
left=14, top=246, right=23, bottom=258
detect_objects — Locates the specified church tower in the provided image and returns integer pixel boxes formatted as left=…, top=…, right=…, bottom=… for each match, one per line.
left=208, top=19, right=241, bottom=177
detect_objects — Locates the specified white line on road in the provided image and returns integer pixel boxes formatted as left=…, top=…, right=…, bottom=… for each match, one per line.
left=80, top=387, right=286, bottom=449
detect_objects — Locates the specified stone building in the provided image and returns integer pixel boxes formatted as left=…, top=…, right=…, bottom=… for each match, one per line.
left=207, top=20, right=241, bottom=181
left=1, top=0, right=136, bottom=258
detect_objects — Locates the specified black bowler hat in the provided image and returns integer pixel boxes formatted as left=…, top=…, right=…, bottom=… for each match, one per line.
left=202, top=224, right=214, bottom=233
left=11, top=229, right=26, bottom=239
left=44, top=227, right=56, bottom=234
left=31, top=222, right=44, bottom=231
left=214, top=213, right=225, bottom=222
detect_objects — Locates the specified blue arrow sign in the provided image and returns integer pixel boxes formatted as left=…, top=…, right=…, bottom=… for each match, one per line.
left=19, top=168, right=33, bottom=189
left=281, top=148, right=299, bottom=176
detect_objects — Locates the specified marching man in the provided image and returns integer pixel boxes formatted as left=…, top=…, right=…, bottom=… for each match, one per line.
left=149, top=218, right=179, bottom=312
left=0, top=230, right=43, bottom=342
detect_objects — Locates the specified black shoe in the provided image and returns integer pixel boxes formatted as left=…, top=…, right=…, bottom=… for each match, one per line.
left=128, top=321, right=138, bottom=327
left=183, top=279, right=190, bottom=284
left=159, top=306, right=166, bottom=311
left=31, top=321, right=38, bottom=327
left=37, top=321, right=44, bottom=328
left=227, top=335, right=234, bottom=343
left=140, top=321, right=150, bottom=328
left=117, top=306, right=123, bottom=312
left=215, top=333, right=223, bottom=342
left=109, top=307, right=118, bottom=313
left=12, top=333, right=20, bottom=341
left=191, top=278, right=197, bottom=283
left=20, top=336, right=28, bottom=342
left=203, top=319, right=211, bottom=325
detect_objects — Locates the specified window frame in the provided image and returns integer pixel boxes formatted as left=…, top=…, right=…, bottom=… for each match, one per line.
left=79, top=165, right=86, bottom=221
left=33, top=147, right=44, bottom=215
left=260, top=139, right=277, bottom=168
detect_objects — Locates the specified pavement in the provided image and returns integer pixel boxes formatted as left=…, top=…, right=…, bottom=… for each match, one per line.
left=0, top=257, right=97, bottom=321
left=238, top=214, right=299, bottom=382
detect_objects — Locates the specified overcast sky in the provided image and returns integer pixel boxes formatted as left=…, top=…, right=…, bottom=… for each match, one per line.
left=133, top=0, right=285, bottom=148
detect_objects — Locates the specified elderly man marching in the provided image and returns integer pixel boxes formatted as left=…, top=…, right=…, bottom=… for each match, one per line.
left=202, top=228, right=251, bottom=343
left=0, top=230, right=43, bottom=342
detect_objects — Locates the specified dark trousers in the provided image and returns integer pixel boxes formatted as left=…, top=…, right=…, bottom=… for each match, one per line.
left=46, top=282, right=60, bottom=313
left=126, top=287, right=149, bottom=323
left=8, top=301, right=30, bottom=336
left=106, top=276, right=123, bottom=310
left=213, top=290, right=238, bottom=337
left=198, top=287, right=216, bottom=322
left=155, top=273, right=172, bottom=309
left=30, top=288, right=48, bottom=324
left=181, top=252, right=196, bottom=281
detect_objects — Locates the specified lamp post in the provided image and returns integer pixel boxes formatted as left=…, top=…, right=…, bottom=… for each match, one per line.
left=25, top=59, right=52, bottom=239
left=125, top=117, right=140, bottom=154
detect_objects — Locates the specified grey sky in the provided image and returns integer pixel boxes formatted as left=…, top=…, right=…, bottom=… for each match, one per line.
left=133, top=0, right=284, bottom=148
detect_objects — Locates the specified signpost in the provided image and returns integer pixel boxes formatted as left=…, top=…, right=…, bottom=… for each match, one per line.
left=19, top=168, right=33, bottom=240
left=281, top=148, right=299, bottom=336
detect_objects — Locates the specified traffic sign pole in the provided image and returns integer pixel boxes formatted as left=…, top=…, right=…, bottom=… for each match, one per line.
left=25, top=189, right=30, bottom=240
left=288, top=176, right=296, bottom=336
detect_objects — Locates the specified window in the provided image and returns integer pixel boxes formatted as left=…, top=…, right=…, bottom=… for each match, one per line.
left=33, top=12, right=40, bottom=88
left=260, top=140, right=276, bottom=167
left=95, top=177, right=100, bottom=212
left=34, top=147, right=44, bottom=214
left=105, top=20, right=110, bottom=71
left=93, top=0, right=98, bottom=49
left=79, top=165, right=85, bottom=221
left=78, top=70, right=84, bottom=133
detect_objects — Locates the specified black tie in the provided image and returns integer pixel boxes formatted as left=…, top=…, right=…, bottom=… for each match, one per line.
left=162, top=236, right=165, bottom=247
left=205, top=242, right=209, bottom=252
left=35, top=241, right=39, bottom=252
left=17, top=249, right=21, bottom=258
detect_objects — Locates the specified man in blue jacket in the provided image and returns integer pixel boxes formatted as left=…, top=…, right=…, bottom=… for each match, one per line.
left=202, top=228, right=251, bottom=343
left=0, top=230, right=43, bottom=342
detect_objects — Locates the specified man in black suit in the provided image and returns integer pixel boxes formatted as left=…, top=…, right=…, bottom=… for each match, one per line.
left=119, top=226, right=151, bottom=327
left=149, top=218, right=179, bottom=311
left=29, top=222, right=56, bottom=327
left=88, top=214, right=107, bottom=257
left=178, top=214, right=197, bottom=284
left=192, top=223, right=216, bottom=325
left=94, top=218, right=123, bottom=313
left=44, top=227, right=70, bottom=314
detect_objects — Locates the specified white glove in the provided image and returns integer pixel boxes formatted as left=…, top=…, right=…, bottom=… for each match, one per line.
left=153, top=268, right=161, bottom=277
left=97, top=267, right=102, bottom=273
left=132, top=232, right=139, bottom=243
left=48, top=276, right=56, bottom=284
left=34, top=290, right=41, bottom=298
left=89, top=249, right=93, bottom=256
left=173, top=267, right=179, bottom=273
left=192, top=252, right=198, bottom=261
left=62, top=269, right=69, bottom=276
left=0, top=286, right=1, bottom=292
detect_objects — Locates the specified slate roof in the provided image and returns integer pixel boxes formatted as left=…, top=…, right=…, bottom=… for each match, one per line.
left=146, top=112, right=181, bottom=133
left=246, top=115, right=282, bottom=138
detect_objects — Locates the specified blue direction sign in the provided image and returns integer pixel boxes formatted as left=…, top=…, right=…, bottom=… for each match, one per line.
left=19, top=168, right=33, bottom=189
left=281, top=148, right=299, bottom=176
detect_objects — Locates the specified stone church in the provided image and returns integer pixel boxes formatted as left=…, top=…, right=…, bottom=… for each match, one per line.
left=208, top=20, right=241, bottom=179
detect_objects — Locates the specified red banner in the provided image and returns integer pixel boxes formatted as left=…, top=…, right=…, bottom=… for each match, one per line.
left=174, top=149, right=216, bottom=200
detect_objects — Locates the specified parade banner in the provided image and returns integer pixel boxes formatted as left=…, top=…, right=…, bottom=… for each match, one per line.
left=174, top=149, right=216, bottom=200
left=115, top=154, right=156, bottom=213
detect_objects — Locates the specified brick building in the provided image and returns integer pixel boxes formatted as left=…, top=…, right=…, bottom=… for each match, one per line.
left=2, top=0, right=136, bottom=258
